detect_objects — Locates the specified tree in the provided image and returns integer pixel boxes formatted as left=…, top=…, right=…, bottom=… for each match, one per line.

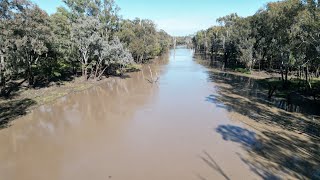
left=6, top=1, right=52, bottom=86
left=233, top=17, right=256, bottom=71
left=0, top=0, right=12, bottom=94
left=63, top=0, right=120, bottom=35
left=109, top=37, right=134, bottom=75
left=0, top=0, right=171, bottom=96
left=93, top=35, right=111, bottom=80
left=193, top=0, right=320, bottom=92
left=117, top=18, right=171, bottom=63
left=71, top=16, right=100, bottom=79
left=50, top=7, right=75, bottom=76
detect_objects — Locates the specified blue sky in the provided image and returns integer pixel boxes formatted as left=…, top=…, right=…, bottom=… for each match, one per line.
left=31, top=0, right=275, bottom=36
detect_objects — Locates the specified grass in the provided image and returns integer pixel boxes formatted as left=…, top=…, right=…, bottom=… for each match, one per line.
left=257, top=78, right=320, bottom=99
left=234, top=68, right=251, bottom=75
left=0, top=77, right=102, bottom=128
left=0, top=64, right=144, bottom=128
left=125, top=64, right=142, bottom=72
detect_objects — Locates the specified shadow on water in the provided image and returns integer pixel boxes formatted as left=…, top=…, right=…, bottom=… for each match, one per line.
left=206, top=71, right=320, bottom=138
left=216, top=125, right=259, bottom=148
left=215, top=125, right=320, bottom=179
left=197, top=151, right=231, bottom=180
left=206, top=70, right=320, bottom=179
left=0, top=98, right=36, bottom=129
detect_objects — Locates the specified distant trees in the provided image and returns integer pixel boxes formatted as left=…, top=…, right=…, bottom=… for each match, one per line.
left=193, top=0, right=320, bottom=89
left=175, top=36, right=193, bottom=48
left=116, top=18, right=172, bottom=63
left=0, top=0, right=171, bottom=96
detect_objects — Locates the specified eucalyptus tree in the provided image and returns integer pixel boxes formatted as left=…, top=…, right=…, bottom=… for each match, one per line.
left=265, top=0, right=303, bottom=85
left=117, top=18, right=171, bottom=63
left=65, top=0, right=133, bottom=79
left=93, top=35, right=111, bottom=80
left=4, top=0, right=53, bottom=86
left=250, top=9, right=271, bottom=70
left=193, top=31, right=206, bottom=53
left=117, top=19, right=143, bottom=61
left=193, top=0, right=320, bottom=92
left=109, top=37, right=134, bottom=74
left=157, top=30, right=172, bottom=54
left=50, top=7, right=76, bottom=75
left=141, top=19, right=162, bottom=59
left=63, top=0, right=120, bottom=35
left=216, top=13, right=240, bottom=68
left=71, top=16, right=100, bottom=79
left=0, top=0, right=171, bottom=94
left=291, top=0, right=320, bottom=86
left=0, top=0, right=12, bottom=93
left=231, top=17, right=257, bottom=71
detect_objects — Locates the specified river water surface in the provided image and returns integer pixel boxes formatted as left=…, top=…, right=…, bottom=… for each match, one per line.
left=0, top=48, right=319, bottom=180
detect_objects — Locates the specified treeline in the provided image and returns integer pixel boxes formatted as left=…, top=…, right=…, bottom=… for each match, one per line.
left=175, top=36, right=193, bottom=48
left=193, top=0, right=320, bottom=89
left=117, top=19, right=171, bottom=63
left=0, top=0, right=172, bottom=96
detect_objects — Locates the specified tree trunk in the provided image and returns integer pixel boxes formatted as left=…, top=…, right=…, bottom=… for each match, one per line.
left=94, top=58, right=102, bottom=80
left=223, top=52, right=228, bottom=70
left=259, top=61, right=261, bottom=71
left=81, top=51, right=89, bottom=80
left=305, top=65, right=312, bottom=90
left=82, top=65, right=84, bottom=78
left=84, top=68, right=87, bottom=80
left=210, top=55, right=214, bottom=66
left=97, top=66, right=108, bottom=80
left=281, top=65, right=284, bottom=85
left=285, top=65, right=288, bottom=87
left=27, top=64, right=34, bottom=87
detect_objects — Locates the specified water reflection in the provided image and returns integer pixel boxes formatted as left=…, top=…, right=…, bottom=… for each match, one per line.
left=194, top=54, right=320, bottom=117
left=215, top=124, right=320, bottom=179
left=274, top=99, right=302, bottom=113
left=206, top=71, right=320, bottom=137
left=206, top=71, right=320, bottom=117
left=206, top=70, right=320, bottom=179
left=0, top=57, right=167, bottom=180
left=1, top=48, right=318, bottom=180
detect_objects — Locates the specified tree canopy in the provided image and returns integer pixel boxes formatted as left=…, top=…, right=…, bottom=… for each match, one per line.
left=0, top=0, right=172, bottom=96
left=193, top=0, right=320, bottom=90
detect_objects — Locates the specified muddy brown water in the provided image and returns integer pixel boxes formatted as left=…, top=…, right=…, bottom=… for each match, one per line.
left=0, top=48, right=319, bottom=180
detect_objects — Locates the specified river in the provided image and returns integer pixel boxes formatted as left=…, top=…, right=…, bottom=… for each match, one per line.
left=0, top=47, right=319, bottom=180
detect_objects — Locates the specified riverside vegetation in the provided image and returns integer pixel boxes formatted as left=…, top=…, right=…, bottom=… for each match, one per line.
left=0, top=0, right=172, bottom=127
left=0, top=0, right=172, bottom=96
left=192, top=0, right=320, bottom=102
left=0, top=1, right=320, bottom=179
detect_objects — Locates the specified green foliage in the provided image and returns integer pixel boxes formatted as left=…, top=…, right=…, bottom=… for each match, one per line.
left=125, top=64, right=142, bottom=72
left=258, top=77, right=320, bottom=98
left=235, top=68, right=251, bottom=74
left=2, top=0, right=53, bottom=86
left=116, top=18, right=172, bottom=63
left=193, top=0, right=320, bottom=93
left=0, top=0, right=171, bottom=95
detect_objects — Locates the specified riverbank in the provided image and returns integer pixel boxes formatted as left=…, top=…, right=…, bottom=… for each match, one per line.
left=0, top=48, right=319, bottom=180
left=0, top=76, right=107, bottom=128
left=196, top=58, right=320, bottom=116
left=208, top=69, right=319, bottom=115
left=0, top=63, right=144, bottom=129
left=204, top=65, right=320, bottom=179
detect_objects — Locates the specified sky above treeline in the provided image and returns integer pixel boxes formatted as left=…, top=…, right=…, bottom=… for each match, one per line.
left=31, top=0, right=276, bottom=36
